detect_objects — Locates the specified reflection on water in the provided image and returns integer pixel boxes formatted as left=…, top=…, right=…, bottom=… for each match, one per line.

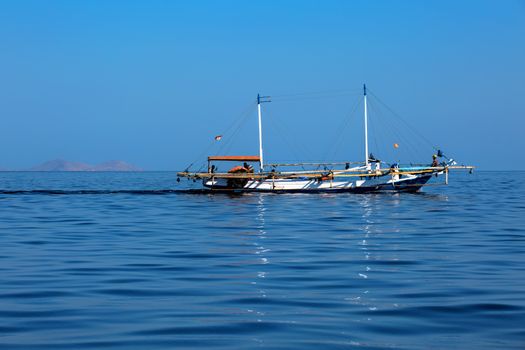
left=0, top=172, right=524, bottom=350
left=358, top=195, right=375, bottom=315
left=252, top=194, right=268, bottom=320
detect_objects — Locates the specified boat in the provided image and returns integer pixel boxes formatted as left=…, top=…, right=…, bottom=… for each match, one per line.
left=177, top=85, right=473, bottom=193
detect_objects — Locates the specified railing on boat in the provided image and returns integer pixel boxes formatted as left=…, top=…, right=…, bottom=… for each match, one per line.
left=177, top=165, right=474, bottom=179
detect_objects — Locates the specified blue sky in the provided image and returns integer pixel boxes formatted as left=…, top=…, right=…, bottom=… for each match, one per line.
left=1, top=0, right=523, bottom=170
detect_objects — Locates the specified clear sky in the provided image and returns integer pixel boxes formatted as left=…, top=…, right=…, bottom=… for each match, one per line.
left=1, top=0, right=524, bottom=170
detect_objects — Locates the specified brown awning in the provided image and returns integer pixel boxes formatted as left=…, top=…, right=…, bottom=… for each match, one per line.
left=208, top=155, right=261, bottom=162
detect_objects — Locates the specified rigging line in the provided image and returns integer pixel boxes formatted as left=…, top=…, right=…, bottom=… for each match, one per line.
left=371, top=95, right=432, bottom=161
left=368, top=99, right=417, bottom=162
left=367, top=88, right=437, bottom=150
left=366, top=92, right=426, bottom=158
left=213, top=100, right=256, bottom=153
left=322, top=95, right=362, bottom=162
left=220, top=109, right=255, bottom=156
left=327, top=98, right=362, bottom=162
left=264, top=106, right=316, bottom=166
left=367, top=99, right=406, bottom=162
left=367, top=102, right=380, bottom=160
left=274, top=92, right=358, bottom=99
left=273, top=92, right=362, bottom=103
left=277, top=111, right=315, bottom=159
left=369, top=102, right=393, bottom=163
left=272, top=88, right=361, bottom=99
left=183, top=133, right=222, bottom=171
left=371, top=102, right=398, bottom=163
left=367, top=99, right=386, bottom=157
left=224, top=100, right=258, bottom=133
left=220, top=101, right=260, bottom=156
left=367, top=92, right=429, bottom=162
left=185, top=128, right=230, bottom=172
left=216, top=102, right=256, bottom=152
left=183, top=101, right=256, bottom=170
left=325, top=98, right=362, bottom=162
left=195, top=161, right=207, bottom=173
left=263, top=108, right=307, bottom=170
left=368, top=98, right=425, bottom=163
left=216, top=103, right=257, bottom=155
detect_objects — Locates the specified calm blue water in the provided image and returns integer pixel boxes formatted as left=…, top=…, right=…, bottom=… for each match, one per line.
left=0, top=171, right=524, bottom=349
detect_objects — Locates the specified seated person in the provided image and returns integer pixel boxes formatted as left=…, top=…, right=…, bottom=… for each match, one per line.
left=431, top=155, right=439, bottom=167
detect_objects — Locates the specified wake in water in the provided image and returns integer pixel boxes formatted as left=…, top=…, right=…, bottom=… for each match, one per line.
left=0, top=189, right=444, bottom=197
left=0, top=189, right=207, bottom=195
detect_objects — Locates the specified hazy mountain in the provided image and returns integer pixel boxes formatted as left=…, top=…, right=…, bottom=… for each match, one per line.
left=30, top=159, right=92, bottom=171
left=29, top=159, right=142, bottom=171
left=91, top=160, right=142, bottom=171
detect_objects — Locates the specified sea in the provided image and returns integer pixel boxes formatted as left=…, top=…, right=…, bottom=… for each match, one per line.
left=0, top=171, right=524, bottom=349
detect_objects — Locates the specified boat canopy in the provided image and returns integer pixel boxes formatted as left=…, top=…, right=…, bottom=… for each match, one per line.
left=208, top=155, right=261, bottom=162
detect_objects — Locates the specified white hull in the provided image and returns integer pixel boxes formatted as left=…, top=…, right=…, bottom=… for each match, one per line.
left=203, top=172, right=433, bottom=192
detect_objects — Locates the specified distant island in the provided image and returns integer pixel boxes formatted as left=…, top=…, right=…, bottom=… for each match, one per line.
left=24, top=159, right=142, bottom=172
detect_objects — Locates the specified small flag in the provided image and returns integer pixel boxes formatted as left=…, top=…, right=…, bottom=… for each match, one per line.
left=214, top=135, right=222, bottom=141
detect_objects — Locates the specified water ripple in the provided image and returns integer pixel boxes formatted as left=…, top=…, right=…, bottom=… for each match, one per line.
left=0, top=171, right=524, bottom=349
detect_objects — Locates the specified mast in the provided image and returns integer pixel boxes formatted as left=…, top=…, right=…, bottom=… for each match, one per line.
left=257, top=94, right=264, bottom=172
left=363, top=84, right=369, bottom=168
left=256, top=94, right=271, bottom=172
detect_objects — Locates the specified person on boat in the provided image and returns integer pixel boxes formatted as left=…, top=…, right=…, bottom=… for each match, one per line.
left=431, top=154, right=439, bottom=167
left=390, top=162, right=400, bottom=180
left=208, top=165, right=216, bottom=173
left=243, top=162, right=254, bottom=173
left=369, top=154, right=381, bottom=171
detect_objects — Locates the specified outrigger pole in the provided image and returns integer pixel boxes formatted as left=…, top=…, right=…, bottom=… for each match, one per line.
left=363, top=84, right=369, bottom=168
left=257, top=94, right=271, bottom=172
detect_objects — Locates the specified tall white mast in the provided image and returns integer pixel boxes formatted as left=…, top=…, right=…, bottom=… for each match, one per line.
left=257, top=94, right=264, bottom=172
left=363, top=84, right=369, bottom=168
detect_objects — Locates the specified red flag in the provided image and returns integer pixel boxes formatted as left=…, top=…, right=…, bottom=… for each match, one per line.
left=214, top=135, right=222, bottom=141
